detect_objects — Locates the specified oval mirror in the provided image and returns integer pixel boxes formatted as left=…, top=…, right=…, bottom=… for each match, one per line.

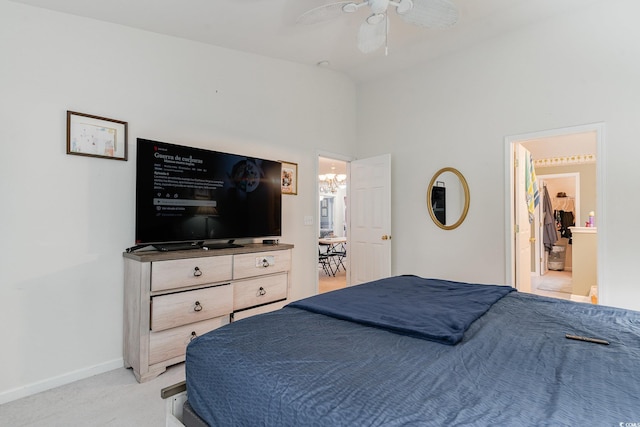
left=427, top=167, right=470, bottom=230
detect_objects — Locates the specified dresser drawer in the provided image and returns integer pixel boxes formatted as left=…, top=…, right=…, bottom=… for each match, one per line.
left=233, top=250, right=291, bottom=280
left=233, top=299, right=288, bottom=321
left=151, top=284, right=233, bottom=332
left=151, top=255, right=233, bottom=292
left=234, top=273, right=287, bottom=311
left=148, top=316, right=229, bottom=366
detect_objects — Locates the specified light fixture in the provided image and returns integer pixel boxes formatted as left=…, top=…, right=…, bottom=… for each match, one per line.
left=319, top=172, right=347, bottom=194
left=299, top=0, right=458, bottom=55
left=366, top=13, right=385, bottom=25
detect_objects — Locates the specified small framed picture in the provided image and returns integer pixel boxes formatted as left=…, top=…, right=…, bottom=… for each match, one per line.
left=280, top=161, right=298, bottom=195
left=67, top=111, right=128, bottom=161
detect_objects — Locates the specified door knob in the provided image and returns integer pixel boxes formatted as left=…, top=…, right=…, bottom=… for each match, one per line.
left=381, top=235, right=391, bottom=240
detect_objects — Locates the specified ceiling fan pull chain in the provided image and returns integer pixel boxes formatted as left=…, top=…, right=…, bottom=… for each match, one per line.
left=385, top=13, right=389, bottom=56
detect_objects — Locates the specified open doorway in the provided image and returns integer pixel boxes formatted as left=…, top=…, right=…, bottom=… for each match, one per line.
left=318, top=156, right=348, bottom=293
left=532, top=173, right=579, bottom=299
left=506, top=124, right=602, bottom=303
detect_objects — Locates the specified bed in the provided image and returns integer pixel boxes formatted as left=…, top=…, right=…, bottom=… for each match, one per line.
left=176, top=275, right=640, bottom=426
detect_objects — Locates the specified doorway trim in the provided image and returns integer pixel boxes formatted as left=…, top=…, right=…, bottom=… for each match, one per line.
left=504, top=123, right=605, bottom=297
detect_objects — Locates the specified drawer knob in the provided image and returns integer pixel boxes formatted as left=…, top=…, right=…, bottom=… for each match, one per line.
left=258, top=286, right=266, bottom=296
left=262, top=259, right=269, bottom=268
left=194, top=301, right=203, bottom=312
left=190, top=331, right=197, bottom=342
left=193, top=266, right=202, bottom=277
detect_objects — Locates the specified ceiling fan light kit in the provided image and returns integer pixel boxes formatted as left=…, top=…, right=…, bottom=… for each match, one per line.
left=298, top=0, right=459, bottom=54
left=358, top=15, right=388, bottom=53
left=367, top=13, right=386, bottom=25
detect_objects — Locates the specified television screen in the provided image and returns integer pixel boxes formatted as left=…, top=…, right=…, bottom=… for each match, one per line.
left=135, top=138, right=281, bottom=246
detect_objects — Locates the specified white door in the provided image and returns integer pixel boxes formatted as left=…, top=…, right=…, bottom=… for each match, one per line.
left=515, top=145, right=532, bottom=293
left=349, top=154, right=392, bottom=285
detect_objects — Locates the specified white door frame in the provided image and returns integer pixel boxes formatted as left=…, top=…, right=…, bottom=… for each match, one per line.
left=504, top=123, right=605, bottom=296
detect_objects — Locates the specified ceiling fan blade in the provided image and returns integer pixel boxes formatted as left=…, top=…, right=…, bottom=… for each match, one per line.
left=401, top=0, right=459, bottom=28
left=357, top=18, right=387, bottom=53
left=296, top=1, right=353, bottom=25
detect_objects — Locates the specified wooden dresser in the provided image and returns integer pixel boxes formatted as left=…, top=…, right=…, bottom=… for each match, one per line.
left=123, top=243, right=293, bottom=382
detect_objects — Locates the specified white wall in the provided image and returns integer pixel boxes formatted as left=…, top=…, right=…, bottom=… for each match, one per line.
left=0, top=1, right=357, bottom=402
left=357, top=1, right=640, bottom=310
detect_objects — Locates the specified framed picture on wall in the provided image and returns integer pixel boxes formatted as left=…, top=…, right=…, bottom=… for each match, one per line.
left=280, top=161, right=298, bottom=195
left=67, top=111, right=128, bottom=161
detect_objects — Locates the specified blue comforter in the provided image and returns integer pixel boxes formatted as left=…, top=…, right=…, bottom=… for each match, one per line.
left=288, top=275, right=514, bottom=344
left=186, top=278, right=640, bottom=426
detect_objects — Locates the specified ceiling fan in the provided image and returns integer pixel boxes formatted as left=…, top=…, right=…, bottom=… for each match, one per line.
left=296, top=0, right=459, bottom=54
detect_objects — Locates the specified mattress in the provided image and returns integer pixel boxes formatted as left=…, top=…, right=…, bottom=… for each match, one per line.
left=185, top=277, right=640, bottom=426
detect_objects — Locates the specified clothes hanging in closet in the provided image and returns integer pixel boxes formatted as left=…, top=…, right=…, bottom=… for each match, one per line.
left=542, top=187, right=558, bottom=252
left=556, top=210, right=575, bottom=243
left=553, top=197, right=575, bottom=213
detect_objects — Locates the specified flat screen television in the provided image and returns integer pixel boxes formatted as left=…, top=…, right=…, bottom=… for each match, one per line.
left=135, top=138, right=281, bottom=250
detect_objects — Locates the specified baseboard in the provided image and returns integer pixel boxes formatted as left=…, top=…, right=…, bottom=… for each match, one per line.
left=570, top=294, right=590, bottom=303
left=0, top=358, right=123, bottom=405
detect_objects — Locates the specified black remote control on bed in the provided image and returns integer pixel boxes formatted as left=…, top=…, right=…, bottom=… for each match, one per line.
left=565, top=334, right=609, bottom=345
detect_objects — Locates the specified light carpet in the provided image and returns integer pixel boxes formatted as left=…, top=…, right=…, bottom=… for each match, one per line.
left=535, top=276, right=572, bottom=294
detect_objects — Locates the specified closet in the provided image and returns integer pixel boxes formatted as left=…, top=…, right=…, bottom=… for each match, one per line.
left=539, top=176, right=578, bottom=273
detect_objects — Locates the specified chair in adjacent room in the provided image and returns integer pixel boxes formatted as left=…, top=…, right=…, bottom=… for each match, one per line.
left=329, top=242, right=346, bottom=273
left=318, top=245, right=337, bottom=276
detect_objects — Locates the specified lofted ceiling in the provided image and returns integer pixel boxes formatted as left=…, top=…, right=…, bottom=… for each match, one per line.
left=10, top=0, right=597, bottom=82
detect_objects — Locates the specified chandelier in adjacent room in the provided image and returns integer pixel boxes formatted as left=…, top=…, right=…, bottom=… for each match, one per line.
left=318, top=173, right=347, bottom=194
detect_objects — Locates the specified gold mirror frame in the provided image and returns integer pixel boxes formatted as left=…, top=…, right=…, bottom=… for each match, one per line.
left=427, top=167, right=470, bottom=230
